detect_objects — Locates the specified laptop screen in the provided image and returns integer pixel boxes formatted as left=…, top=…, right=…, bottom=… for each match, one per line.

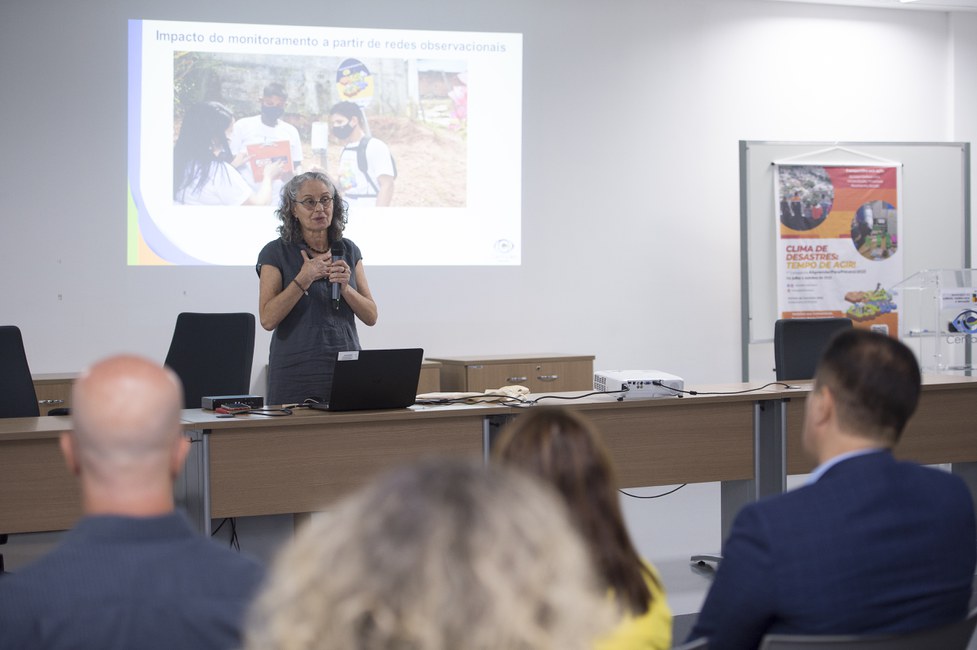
left=308, top=348, right=424, bottom=412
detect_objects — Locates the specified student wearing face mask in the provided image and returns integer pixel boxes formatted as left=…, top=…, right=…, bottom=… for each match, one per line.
left=230, top=82, right=304, bottom=195
left=173, top=101, right=283, bottom=206
left=328, top=101, right=395, bottom=207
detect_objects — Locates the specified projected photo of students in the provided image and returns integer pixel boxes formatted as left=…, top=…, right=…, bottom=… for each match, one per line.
left=172, top=101, right=284, bottom=205
left=328, top=100, right=395, bottom=207
left=229, top=81, right=303, bottom=200
left=172, top=52, right=468, bottom=210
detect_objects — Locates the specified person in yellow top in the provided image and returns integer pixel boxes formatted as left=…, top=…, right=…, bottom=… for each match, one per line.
left=495, top=406, right=673, bottom=650
left=597, top=560, right=671, bottom=650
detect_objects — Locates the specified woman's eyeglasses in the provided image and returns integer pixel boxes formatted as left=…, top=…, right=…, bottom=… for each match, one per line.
left=297, top=196, right=332, bottom=209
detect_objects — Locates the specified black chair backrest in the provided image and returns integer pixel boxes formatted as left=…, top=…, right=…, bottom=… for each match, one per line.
left=163, top=312, right=256, bottom=409
left=758, top=605, right=977, bottom=649
left=0, top=325, right=40, bottom=418
left=773, top=318, right=852, bottom=382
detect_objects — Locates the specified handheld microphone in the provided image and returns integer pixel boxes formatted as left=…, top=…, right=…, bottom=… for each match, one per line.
left=331, top=242, right=343, bottom=310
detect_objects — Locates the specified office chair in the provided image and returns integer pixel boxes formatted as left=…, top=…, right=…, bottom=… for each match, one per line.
left=0, top=325, right=43, bottom=573
left=758, top=605, right=977, bottom=649
left=672, top=637, right=708, bottom=649
left=0, top=325, right=41, bottom=419
left=773, top=317, right=852, bottom=382
left=163, top=312, right=256, bottom=409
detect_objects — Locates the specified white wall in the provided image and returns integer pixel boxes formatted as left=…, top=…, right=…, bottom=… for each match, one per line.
left=0, top=0, right=971, bottom=391
left=951, top=12, right=977, bottom=261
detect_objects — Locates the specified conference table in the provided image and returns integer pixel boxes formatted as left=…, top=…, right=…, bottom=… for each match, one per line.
left=176, top=383, right=770, bottom=537
left=3, top=376, right=977, bottom=543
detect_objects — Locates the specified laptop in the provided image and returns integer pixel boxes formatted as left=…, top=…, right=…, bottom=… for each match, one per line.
left=307, top=348, right=424, bottom=412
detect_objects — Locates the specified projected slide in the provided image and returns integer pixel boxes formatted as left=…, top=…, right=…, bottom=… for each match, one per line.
left=128, top=19, right=522, bottom=266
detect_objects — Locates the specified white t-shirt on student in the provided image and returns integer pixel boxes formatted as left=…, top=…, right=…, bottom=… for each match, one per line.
left=230, top=115, right=304, bottom=194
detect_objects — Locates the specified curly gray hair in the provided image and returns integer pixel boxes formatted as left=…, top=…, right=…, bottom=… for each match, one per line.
left=243, top=458, right=614, bottom=650
left=275, top=171, right=348, bottom=244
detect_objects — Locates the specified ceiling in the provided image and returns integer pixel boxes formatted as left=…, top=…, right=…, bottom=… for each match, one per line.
left=764, top=0, right=977, bottom=11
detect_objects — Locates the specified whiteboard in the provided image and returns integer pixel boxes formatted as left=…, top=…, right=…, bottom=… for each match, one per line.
left=739, top=141, right=971, bottom=381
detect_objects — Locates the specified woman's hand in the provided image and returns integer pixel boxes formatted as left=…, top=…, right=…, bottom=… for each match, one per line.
left=299, top=249, right=332, bottom=287
left=259, top=249, right=337, bottom=332
left=326, top=256, right=353, bottom=290
left=245, top=160, right=288, bottom=205
left=342, top=260, right=378, bottom=326
left=263, top=159, right=285, bottom=181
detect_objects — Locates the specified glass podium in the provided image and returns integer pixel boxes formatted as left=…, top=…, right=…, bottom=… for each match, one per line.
left=893, top=269, right=977, bottom=375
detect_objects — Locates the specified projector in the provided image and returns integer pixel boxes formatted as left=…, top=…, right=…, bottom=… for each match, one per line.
left=593, top=370, right=685, bottom=399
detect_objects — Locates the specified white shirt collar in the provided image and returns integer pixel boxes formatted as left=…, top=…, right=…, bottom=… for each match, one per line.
left=807, top=447, right=886, bottom=485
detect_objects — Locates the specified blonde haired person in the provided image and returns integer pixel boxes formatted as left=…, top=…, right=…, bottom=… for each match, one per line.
left=495, top=407, right=673, bottom=650
left=243, top=458, right=614, bottom=650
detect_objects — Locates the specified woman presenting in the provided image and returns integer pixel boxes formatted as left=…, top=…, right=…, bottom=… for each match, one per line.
left=257, top=171, right=377, bottom=405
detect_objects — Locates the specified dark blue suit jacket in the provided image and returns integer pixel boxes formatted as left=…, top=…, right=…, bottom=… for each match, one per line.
left=690, top=450, right=976, bottom=650
left=0, top=512, right=265, bottom=650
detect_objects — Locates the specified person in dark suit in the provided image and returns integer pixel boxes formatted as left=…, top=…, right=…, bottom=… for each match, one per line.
left=689, top=328, right=977, bottom=650
left=0, top=355, right=265, bottom=650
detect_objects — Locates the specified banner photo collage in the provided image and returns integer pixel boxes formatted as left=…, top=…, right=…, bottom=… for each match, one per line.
left=775, top=164, right=903, bottom=336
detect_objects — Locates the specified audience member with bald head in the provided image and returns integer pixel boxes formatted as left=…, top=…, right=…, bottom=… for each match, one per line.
left=65, top=355, right=188, bottom=516
left=0, top=355, right=265, bottom=650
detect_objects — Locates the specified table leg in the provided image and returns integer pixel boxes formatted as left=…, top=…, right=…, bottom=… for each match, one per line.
left=175, top=428, right=209, bottom=534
